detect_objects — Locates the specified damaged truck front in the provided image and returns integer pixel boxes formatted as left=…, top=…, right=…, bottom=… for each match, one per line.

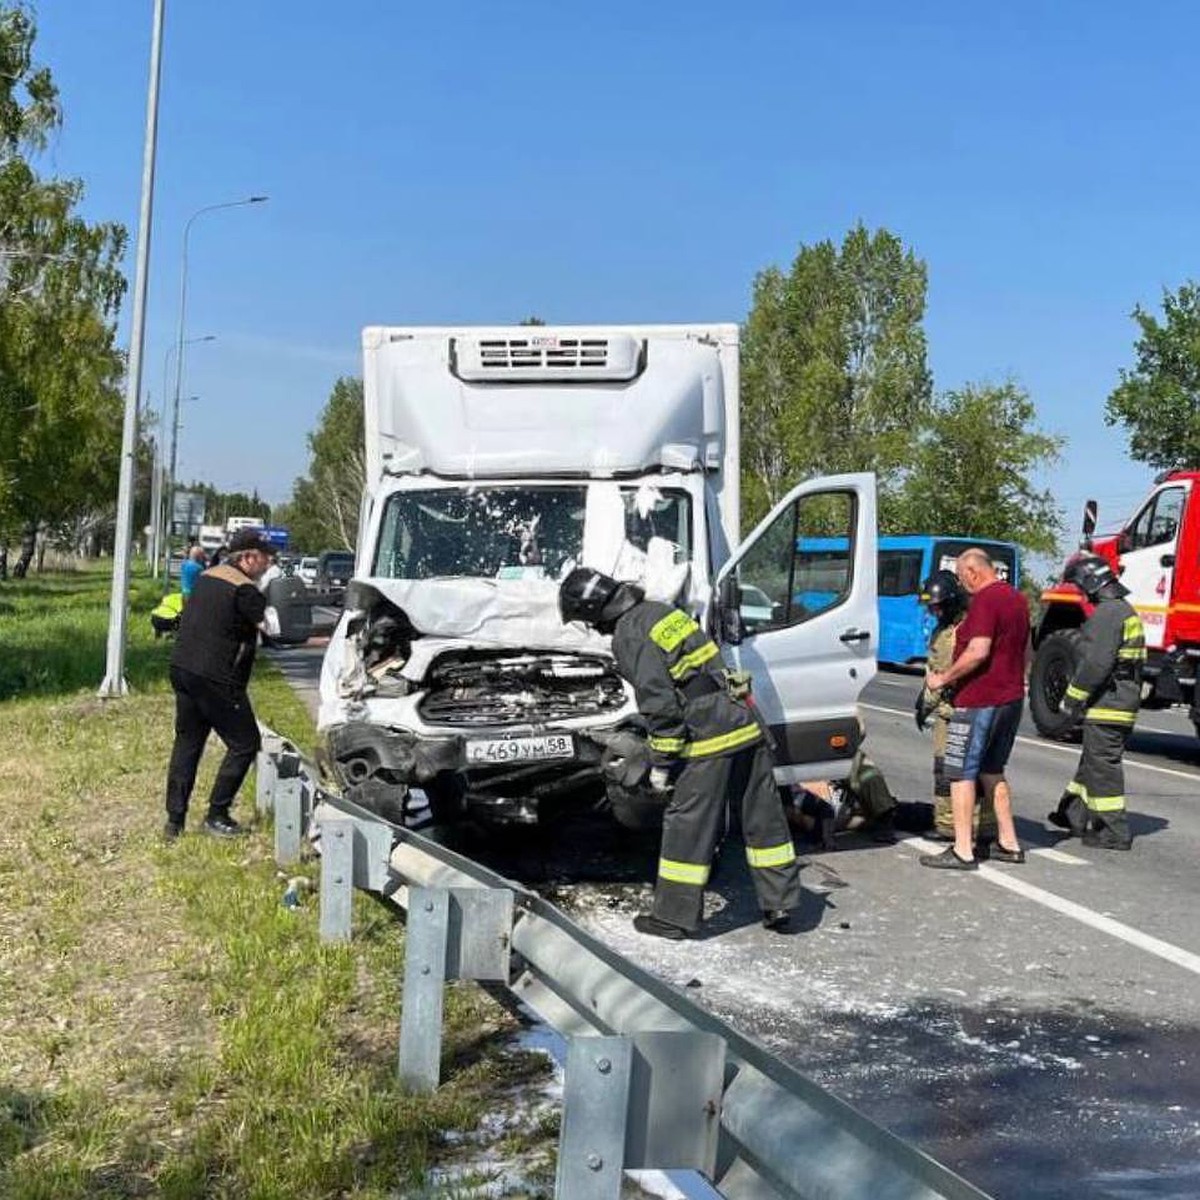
left=319, top=325, right=879, bottom=829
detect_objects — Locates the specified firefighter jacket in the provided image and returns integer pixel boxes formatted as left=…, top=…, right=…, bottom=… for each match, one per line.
left=922, top=617, right=963, bottom=720
left=1064, top=597, right=1145, bottom=726
left=610, top=601, right=762, bottom=766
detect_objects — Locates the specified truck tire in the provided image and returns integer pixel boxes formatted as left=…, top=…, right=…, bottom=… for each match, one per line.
left=1029, top=628, right=1082, bottom=741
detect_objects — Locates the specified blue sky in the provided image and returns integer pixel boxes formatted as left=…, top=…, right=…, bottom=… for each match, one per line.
left=35, top=1, right=1199, bottom=561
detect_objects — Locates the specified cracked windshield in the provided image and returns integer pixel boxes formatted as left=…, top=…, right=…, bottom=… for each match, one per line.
left=372, top=485, right=691, bottom=580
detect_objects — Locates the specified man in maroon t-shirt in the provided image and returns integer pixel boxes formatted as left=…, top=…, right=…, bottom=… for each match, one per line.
left=921, top=548, right=1030, bottom=870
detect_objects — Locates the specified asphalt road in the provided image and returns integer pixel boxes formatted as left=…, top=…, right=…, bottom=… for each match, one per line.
left=271, top=646, right=1200, bottom=1200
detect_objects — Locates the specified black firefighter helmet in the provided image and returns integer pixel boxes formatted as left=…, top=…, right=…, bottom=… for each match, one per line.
left=558, top=567, right=643, bottom=632
left=1064, top=552, right=1128, bottom=601
left=919, top=569, right=967, bottom=621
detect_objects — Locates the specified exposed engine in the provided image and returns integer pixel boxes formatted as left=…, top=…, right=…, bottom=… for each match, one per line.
left=418, top=649, right=627, bottom=727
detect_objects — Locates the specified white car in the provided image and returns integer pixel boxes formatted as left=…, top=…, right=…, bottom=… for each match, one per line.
left=296, top=556, right=319, bottom=586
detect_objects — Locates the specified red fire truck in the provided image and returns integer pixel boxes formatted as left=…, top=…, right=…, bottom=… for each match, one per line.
left=1030, top=469, right=1200, bottom=739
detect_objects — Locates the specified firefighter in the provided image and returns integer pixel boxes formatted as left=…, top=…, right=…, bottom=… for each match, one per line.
left=558, top=567, right=801, bottom=939
left=915, top=570, right=998, bottom=849
left=1048, top=553, right=1144, bottom=850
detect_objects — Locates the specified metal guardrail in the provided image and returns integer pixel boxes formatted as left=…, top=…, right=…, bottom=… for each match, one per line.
left=255, top=731, right=992, bottom=1200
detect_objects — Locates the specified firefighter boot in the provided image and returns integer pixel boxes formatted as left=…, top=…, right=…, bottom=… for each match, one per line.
left=1048, top=792, right=1088, bottom=836
left=1082, top=812, right=1132, bottom=851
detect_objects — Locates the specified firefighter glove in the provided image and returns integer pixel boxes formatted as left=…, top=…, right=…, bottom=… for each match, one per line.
left=648, top=766, right=674, bottom=794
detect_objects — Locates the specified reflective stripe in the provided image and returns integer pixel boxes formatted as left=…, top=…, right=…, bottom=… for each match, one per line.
left=649, top=610, right=700, bottom=652
left=680, top=722, right=762, bottom=759
left=648, top=734, right=686, bottom=754
left=1065, top=683, right=1089, bottom=701
left=1123, top=615, right=1144, bottom=641
left=746, top=842, right=797, bottom=869
left=1117, top=648, right=1147, bottom=660
left=1088, top=793, right=1126, bottom=813
left=658, top=858, right=710, bottom=886
left=1066, top=780, right=1087, bottom=798
left=1084, top=707, right=1136, bottom=724
left=669, top=640, right=720, bottom=679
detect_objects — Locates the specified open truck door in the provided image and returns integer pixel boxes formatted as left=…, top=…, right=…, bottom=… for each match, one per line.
left=713, top=472, right=878, bottom=784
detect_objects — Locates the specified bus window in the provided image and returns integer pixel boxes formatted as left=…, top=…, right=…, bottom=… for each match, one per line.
left=932, top=539, right=1018, bottom=585
left=878, top=549, right=923, bottom=597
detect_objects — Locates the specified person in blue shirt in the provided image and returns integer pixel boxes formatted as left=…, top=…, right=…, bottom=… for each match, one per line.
left=180, top=545, right=207, bottom=599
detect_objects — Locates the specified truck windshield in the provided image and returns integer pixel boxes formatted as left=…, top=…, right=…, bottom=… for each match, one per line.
left=373, top=485, right=691, bottom=581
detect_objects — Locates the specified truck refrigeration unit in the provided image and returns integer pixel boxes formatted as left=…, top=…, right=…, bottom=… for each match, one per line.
left=318, top=325, right=879, bottom=828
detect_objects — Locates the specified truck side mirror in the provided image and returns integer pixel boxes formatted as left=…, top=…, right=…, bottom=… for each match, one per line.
left=716, top=574, right=744, bottom=646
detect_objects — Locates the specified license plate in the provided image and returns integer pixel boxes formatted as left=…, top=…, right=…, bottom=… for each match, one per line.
left=465, top=734, right=575, bottom=765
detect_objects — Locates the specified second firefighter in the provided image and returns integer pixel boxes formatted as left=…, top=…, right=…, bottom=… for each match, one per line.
left=558, top=567, right=801, bottom=940
left=1049, top=553, right=1144, bottom=850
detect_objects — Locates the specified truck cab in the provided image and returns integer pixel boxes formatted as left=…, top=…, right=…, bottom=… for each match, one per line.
left=318, top=325, right=877, bottom=827
left=1030, top=470, right=1200, bottom=738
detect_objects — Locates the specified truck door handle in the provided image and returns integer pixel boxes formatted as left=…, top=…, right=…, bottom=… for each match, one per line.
left=840, top=627, right=871, bottom=644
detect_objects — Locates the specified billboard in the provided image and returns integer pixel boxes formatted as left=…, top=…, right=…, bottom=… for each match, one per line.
left=171, top=491, right=206, bottom=538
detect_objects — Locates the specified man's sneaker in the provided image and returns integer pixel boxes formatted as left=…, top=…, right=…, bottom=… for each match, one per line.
left=990, top=843, right=1026, bottom=864
left=919, top=846, right=978, bottom=871
left=632, top=913, right=689, bottom=941
left=1082, top=827, right=1132, bottom=851
left=203, top=813, right=249, bottom=839
left=163, top=820, right=184, bottom=842
left=761, top=908, right=791, bottom=932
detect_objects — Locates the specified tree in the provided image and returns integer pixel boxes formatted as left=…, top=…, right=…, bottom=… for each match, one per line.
left=1104, top=282, right=1200, bottom=469
left=284, top=377, right=365, bottom=551
left=0, top=3, right=127, bottom=574
left=897, top=382, right=1064, bottom=556
left=740, top=223, right=932, bottom=531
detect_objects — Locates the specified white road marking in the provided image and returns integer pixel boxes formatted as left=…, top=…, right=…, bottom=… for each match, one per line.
left=901, top=837, right=1200, bottom=979
left=860, top=701, right=1200, bottom=783
left=1027, top=846, right=1089, bottom=865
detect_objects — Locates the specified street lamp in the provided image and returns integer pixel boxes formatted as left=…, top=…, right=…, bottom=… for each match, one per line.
left=162, top=195, right=267, bottom=578
left=151, top=334, right=215, bottom=576
left=100, top=0, right=165, bottom=699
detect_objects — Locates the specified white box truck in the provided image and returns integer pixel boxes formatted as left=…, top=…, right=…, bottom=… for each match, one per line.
left=319, top=325, right=878, bottom=827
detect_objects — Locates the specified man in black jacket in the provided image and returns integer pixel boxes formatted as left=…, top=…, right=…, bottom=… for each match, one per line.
left=163, top=529, right=278, bottom=839
left=559, top=568, right=800, bottom=939
left=1049, top=553, right=1145, bottom=850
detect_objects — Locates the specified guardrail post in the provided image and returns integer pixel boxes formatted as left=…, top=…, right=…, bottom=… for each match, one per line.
left=555, top=1030, right=725, bottom=1197
left=556, top=1036, right=633, bottom=1200
left=319, top=816, right=355, bottom=942
left=398, top=885, right=514, bottom=1094
left=255, top=733, right=284, bottom=816
left=274, top=774, right=305, bottom=865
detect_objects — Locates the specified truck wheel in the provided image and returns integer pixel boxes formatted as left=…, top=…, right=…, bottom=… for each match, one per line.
left=1029, top=629, right=1082, bottom=740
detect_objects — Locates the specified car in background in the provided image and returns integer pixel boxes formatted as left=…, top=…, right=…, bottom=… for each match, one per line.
left=316, top=549, right=355, bottom=598
left=296, top=556, right=319, bottom=586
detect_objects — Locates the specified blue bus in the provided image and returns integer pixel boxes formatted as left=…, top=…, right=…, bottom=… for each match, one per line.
left=876, top=535, right=1020, bottom=665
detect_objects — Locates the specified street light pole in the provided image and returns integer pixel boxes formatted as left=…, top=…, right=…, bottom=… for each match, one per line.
left=152, top=334, right=215, bottom=576
left=163, top=195, right=267, bottom=579
left=99, top=0, right=165, bottom=699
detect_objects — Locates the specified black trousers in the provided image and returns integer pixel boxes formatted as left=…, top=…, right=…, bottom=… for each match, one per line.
left=166, top=665, right=262, bottom=823
left=652, top=741, right=801, bottom=931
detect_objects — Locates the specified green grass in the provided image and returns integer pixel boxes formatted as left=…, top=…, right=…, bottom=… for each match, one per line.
left=0, top=565, right=556, bottom=1198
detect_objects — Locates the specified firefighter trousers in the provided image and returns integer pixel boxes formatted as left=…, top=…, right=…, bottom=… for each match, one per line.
left=932, top=714, right=997, bottom=839
left=1063, top=721, right=1131, bottom=839
left=652, top=741, right=801, bottom=931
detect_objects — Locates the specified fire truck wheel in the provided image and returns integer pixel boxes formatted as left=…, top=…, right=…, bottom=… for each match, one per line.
left=1029, top=628, right=1083, bottom=741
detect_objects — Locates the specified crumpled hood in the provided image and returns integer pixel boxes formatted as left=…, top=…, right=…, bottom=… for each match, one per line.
left=345, top=576, right=610, bottom=653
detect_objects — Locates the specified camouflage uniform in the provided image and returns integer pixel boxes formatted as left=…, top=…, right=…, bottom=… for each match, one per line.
left=922, top=618, right=997, bottom=841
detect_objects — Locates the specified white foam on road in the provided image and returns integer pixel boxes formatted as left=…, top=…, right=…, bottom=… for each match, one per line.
left=901, top=837, right=1200, bottom=980
left=860, top=701, right=1200, bottom=783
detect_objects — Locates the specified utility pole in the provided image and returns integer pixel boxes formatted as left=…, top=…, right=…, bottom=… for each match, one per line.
left=99, top=0, right=165, bottom=698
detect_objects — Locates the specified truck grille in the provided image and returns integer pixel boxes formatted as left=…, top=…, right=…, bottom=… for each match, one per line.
left=418, top=651, right=627, bottom=728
